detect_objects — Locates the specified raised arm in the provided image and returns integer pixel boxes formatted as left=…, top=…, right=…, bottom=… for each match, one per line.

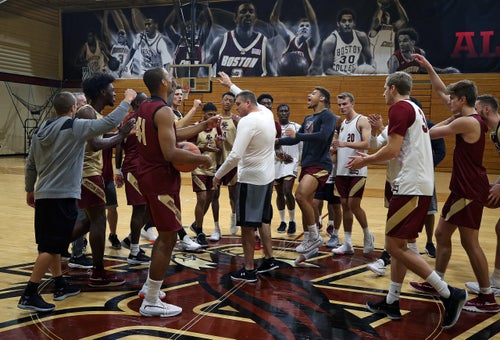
left=412, top=53, right=450, bottom=106
left=392, top=0, right=409, bottom=31
left=270, top=0, right=292, bottom=45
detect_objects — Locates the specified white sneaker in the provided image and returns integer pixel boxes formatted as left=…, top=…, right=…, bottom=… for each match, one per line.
left=140, top=299, right=182, bottom=317
left=332, top=243, right=354, bottom=255
left=295, top=232, right=309, bottom=253
left=138, top=285, right=167, bottom=300
left=465, top=276, right=500, bottom=296
left=178, top=235, right=202, bottom=252
left=296, top=233, right=323, bottom=253
left=367, top=259, right=387, bottom=276
left=209, top=231, right=221, bottom=242
left=363, top=233, right=375, bottom=255
left=230, top=214, right=238, bottom=235
left=141, top=227, right=157, bottom=242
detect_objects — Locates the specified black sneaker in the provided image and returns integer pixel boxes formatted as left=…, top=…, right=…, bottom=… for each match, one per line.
left=256, top=257, right=279, bottom=274
left=440, top=286, right=467, bottom=329
left=425, top=242, right=436, bottom=258
left=277, top=222, right=287, bottom=233
left=68, top=254, right=93, bottom=269
left=108, top=234, right=122, bottom=249
left=18, top=293, right=55, bottom=312
left=121, top=236, right=131, bottom=249
left=196, top=233, right=209, bottom=248
left=127, top=251, right=151, bottom=265
left=230, top=267, right=257, bottom=283
left=366, top=298, right=402, bottom=320
left=287, top=221, right=296, bottom=235
left=53, top=283, right=81, bottom=301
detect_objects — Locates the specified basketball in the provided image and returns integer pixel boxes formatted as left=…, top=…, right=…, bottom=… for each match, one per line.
left=278, top=52, right=309, bottom=76
left=107, top=56, right=120, bottom=71
left=485, top=184, right=500, bottom=209
left=173, top=141, right=201, bottom=172
left=354, top=63, right=377, bottom=75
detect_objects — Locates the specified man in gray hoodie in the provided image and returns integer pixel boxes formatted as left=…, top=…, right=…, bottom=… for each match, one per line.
left=18, top=88, right=136, bottom=312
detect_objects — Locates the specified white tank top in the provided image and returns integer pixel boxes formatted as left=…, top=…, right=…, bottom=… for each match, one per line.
left=388, top=100, right=434, bottom=196
left=336, top=115, right=367, bottom=177
left=331, top=31, right=362, bottom=74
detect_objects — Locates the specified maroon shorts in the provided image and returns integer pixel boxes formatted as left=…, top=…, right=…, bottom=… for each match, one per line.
left=298, top=166, right=329, bottom=191
left=78, top=175, right=106, bottom=209
left=335, top=176, right=366, bottom=199
left=124, top=171, right=147, bottom=206
left=386, top=195, right=431, bottom=239
left=441, top=192, right=484, bottom=230
left=192, top=174, right=215, bottom=192
left=220, top=167, right=237, bottom=186
left=144, top=192, right=182, bottom=232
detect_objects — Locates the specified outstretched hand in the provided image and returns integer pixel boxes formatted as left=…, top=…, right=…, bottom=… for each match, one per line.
left=346, top=151, right=369, bottom=170
left=217, top=72, right=233, bottom=88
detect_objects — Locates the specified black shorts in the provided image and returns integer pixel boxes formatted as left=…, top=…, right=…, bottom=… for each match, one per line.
left=35, top=198, right=78, bottom=254
left=104, top=180, right=118, bottom=208
left=314, top=182, right=341, bottom=204
left=236, top=182, right=273, bottom=228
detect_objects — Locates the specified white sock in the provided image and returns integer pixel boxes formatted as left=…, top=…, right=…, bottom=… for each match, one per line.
left=308, top=224, right=318, bottom=238
left=303, top=231, right=310, bottom=242
left=327, top=220, right=334, bottom=227
left=427, top=271, right=450, bottom=298
left=493, top=268, right=500, bottom=287
left=332, top=228, right=339, bottom=236
left=480, top=287, right=493, bottom=294
left=145, top=277, right=162, bottom=303
left=278, top=209, right=286, bottom=222
left=386, top=281, right=402, bottom=304
left=345, top=232, right=352, bottom=245
left=214, top=221, right=220, bottom=230
left=408, top=241, right=419, bottom=255
left=288, top=209, right=295, bottom=222
left=362, top=227, right=371, bottom=240
left=130, top=243, right=139, bottom=256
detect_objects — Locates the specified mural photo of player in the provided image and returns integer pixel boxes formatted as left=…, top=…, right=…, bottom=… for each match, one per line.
left=321, top=8, right=373, bottom=75
left=270, top=0, right=320, bottom=76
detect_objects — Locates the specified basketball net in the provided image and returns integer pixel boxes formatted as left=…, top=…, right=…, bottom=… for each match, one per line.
left=182, top=85, right=191, bottom=100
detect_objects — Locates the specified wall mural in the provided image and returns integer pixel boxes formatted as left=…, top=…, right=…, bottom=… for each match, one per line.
left=62, top=0, right=500, bottom=81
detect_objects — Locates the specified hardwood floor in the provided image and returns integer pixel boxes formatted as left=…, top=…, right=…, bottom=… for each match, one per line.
left=0, top=156, right=498, bottom=339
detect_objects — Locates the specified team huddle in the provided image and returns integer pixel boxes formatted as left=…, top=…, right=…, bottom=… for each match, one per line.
left=18, top=52, right=500, bottom=328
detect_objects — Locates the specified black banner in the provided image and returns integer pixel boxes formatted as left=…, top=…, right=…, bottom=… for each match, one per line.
left=62, top=0, right=500, bottom=81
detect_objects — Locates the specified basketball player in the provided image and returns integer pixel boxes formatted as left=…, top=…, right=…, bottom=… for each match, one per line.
left=388, top=28, right=459, bottom=74
left=114, top=92, right=153, bottom=267
left=410, top=54, right=500, bottom=313
left=163, top=2, right=213, bottom=78
left=347, top=71, right=467, bottom=328
left=465, top=94, right=500, bottom=296
left=321, top=8, right=372, bottom=75
left=270, top=0, right=319, bottom=73
left=211, top=91, right=239, bottom=239
left=124, top=18, right=173, bottom=77
left=332, top=92, right=374, bottom=256
left=214, top=72, right=279, bottom=283
left=75, top=31, right=111, bottom=79
left=203, top=1, right=277, bottom=77
left=71, top=73, right=135, bottom=287
left=274, top=103, right=302, bottom=235
left=18, top=89, right=136, bottom=312
left=135, top=67, right=216, bottom=317
left=277, top=87, right=336, bottom=255
left=368, top=0, right=408, bottom=74
left=189, top=102, right=223, bottom=244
